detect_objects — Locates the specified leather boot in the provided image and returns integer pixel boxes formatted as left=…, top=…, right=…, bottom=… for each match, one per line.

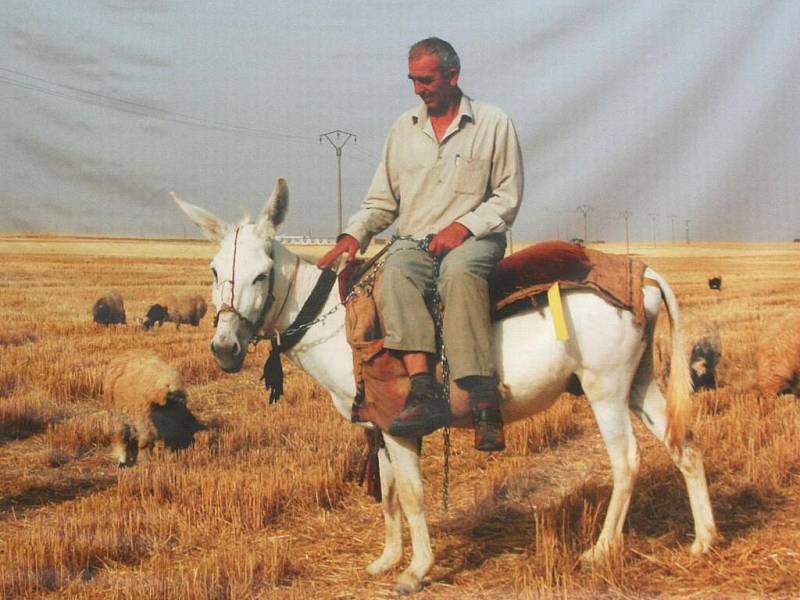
left=461, top=376, right=505, bottom=451
left=388, top=373, right=450, bottom=438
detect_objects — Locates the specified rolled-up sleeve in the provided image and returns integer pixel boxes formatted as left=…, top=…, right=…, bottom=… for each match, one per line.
left=456, top=116, right=524, bottom=239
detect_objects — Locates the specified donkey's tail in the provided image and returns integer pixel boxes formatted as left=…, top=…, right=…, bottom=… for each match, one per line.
left=647, top=268, right=693, bottom=451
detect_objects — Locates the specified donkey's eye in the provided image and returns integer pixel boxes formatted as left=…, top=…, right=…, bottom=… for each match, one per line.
left=253, top=273, right=269, bottom=284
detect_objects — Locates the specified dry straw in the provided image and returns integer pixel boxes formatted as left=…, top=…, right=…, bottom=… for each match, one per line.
left=0, top=237, right=799, bottom=598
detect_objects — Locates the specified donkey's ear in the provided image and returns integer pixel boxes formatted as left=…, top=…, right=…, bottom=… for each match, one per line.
left=256, top=177, right=289, bottom=239
left=170, top=192, right=231, bottom=242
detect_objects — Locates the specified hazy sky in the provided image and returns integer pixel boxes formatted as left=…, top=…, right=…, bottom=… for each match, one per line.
left=2, top=1, right=799, bottom=242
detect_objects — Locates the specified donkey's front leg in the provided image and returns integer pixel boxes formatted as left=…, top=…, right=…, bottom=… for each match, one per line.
left=366, top=444, right=403, bottom=575
left=383, top=433, right=433, bottom=595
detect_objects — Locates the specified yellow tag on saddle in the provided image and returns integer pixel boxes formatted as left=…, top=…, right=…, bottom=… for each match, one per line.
left=547, top=282, right=570, bottom=341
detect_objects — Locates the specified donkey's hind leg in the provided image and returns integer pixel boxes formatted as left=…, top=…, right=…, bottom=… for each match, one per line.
left=629, top=379, right=717, bottom=554
left=366, top=443, right=403, bottom=576
left=580, top=373, right=641, bottom=565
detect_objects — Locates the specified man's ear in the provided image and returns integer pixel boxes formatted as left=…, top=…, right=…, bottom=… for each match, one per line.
left=447, top=68, right=460, bottom=87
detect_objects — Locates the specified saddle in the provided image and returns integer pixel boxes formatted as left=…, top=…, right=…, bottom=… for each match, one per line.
left=340, top=240, right=649, bottom=432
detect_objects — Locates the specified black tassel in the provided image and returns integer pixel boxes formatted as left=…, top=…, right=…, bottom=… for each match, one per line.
left=261, top=346, right=284, bottom=403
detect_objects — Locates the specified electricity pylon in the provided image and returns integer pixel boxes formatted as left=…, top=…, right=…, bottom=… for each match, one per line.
left=320, top=129, right=357, bottom=235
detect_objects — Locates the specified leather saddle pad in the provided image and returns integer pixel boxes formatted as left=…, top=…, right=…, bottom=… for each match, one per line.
left=339, top=239, right=592, bottom=307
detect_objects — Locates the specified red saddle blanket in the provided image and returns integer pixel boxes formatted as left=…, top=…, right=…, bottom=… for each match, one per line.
left=339, top=240, right=649, bottom=432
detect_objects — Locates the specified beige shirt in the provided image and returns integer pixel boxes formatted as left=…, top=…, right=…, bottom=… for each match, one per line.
left=343, top=95, right=524, bottom=249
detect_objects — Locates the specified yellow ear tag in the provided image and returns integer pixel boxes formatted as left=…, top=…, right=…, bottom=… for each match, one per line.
left=547, top=282, right=569, bottom=341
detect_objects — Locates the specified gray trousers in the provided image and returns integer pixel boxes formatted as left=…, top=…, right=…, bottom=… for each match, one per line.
left=376, top=234, right=506, bottom=380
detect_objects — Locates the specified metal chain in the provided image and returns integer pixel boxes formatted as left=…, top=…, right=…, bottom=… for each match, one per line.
left=414, top=235, right=452, bottom=514
left=258, top=237, right=453, bottom=511
left=347, top=234, right=452, bottom=510
left=251, top=300, right=342, bottom=347
left=252, top=239, right=405, bottom=348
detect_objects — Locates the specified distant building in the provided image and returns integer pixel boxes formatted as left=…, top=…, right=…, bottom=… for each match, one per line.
left=276, top=235, right=337, bottom=245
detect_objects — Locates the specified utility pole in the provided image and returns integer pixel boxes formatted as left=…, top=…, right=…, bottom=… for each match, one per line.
left=685, top=219, right=691, bottom=244
left=576, top=204, right=593, bottom=244
left=620, top=210, right=632, bottom=255
left=649, top=212, right=657, bottom=248
left=668, top=214, right=677, bottom=244
left=319, top=129, right=357, bottom=235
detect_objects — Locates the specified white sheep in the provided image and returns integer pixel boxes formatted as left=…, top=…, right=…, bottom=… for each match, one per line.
left=103, top=350, right=203, bottom=466
left=757, top=312, right=800, bottom=397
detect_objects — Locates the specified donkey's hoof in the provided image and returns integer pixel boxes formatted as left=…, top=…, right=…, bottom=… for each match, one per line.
left=394, top=572, right=422, bottom=595
left=580, top=544, right=609, bottom=568
left=690, top=537, right=711, bottom=556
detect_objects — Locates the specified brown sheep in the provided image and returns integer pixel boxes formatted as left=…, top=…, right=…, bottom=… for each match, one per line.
left=103, top=350, right=204, bottom=466
left=92, top=291, right=126, bottom=325
left=655, top=324, right=722, bottom=391
left=143, top=294, right=207, bottom=330
left=689, top=330, right=722, bottom=391
left=757, top=313, right=800, bottom=397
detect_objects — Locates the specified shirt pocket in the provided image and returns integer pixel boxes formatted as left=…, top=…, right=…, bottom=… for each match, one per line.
left=454, top=157, right=490, bottom=196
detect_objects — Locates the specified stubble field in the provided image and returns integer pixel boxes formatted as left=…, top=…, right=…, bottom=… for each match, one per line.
left=0, top=234, right=799, bottom=599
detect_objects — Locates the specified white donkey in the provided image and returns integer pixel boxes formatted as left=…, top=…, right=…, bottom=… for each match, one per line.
left=173, top=178, right=717, bottom=594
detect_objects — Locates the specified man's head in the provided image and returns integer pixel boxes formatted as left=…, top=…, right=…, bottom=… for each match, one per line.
left=408, top=37, right=461, bottom=115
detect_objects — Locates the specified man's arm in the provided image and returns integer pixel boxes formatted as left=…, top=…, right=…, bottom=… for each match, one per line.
left=340, top=129, right=401, bottom=252
left=455, top=115, right=524, bottom=239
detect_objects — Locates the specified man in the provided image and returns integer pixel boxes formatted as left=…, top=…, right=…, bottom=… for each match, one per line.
left=319, top=37, right=523, bottom=451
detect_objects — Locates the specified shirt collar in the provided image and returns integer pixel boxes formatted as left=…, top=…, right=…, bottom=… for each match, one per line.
left=411, top=93, right=475, bottom=128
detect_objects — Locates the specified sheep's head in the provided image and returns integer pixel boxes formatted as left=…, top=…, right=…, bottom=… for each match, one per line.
left=172, top=177, right=289, bottom=373
left=111, top=424, right=139, bottom=467
left=778, top=373, right=800, bottom=397
left=150, top=398, right=205, bottom=451
left=143, top=304, right=168, bottom=330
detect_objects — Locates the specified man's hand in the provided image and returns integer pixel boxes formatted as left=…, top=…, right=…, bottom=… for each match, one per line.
left=317, top=234, right=360, bottom=269
left=427, top=222, right=471, bottom=257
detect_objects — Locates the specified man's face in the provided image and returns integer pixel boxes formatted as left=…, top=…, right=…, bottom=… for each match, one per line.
left=408, top=53, right=459, bottom=115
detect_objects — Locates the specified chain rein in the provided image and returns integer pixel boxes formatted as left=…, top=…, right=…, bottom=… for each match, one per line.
left=335, top=234, right=452, bottom=512
left=415, top=235, right=452, bottom=513
left=224, top=235, right=452, bottom=511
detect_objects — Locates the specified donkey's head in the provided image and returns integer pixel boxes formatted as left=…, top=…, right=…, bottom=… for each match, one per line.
left=172, top=177, right=289, bottom=372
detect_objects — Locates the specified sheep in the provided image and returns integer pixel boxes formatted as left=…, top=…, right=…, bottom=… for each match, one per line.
left=708, top=276, right=722, bottom=290
left=103, top=350, right=204, bottom=466
left=143, top=294, right=207, bottom=330
left=92, top=291, right=126, bottom=325
left=655, top=325, right=722, bottom=392
left=143, top=303, right=169, bottom=330
left=756, top=312, right=800, bottom=397
left=690, top=330, right=722, bottom=391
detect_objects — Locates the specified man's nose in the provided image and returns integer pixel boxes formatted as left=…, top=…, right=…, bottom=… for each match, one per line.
left=414, top=81, right=425, bottom=95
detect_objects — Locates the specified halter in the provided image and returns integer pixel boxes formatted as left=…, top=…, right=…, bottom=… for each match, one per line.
left=213, top=227, right=299, bottom=341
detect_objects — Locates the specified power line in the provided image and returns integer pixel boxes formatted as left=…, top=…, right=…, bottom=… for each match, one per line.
left=0, top=66, right=317, bottom=144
